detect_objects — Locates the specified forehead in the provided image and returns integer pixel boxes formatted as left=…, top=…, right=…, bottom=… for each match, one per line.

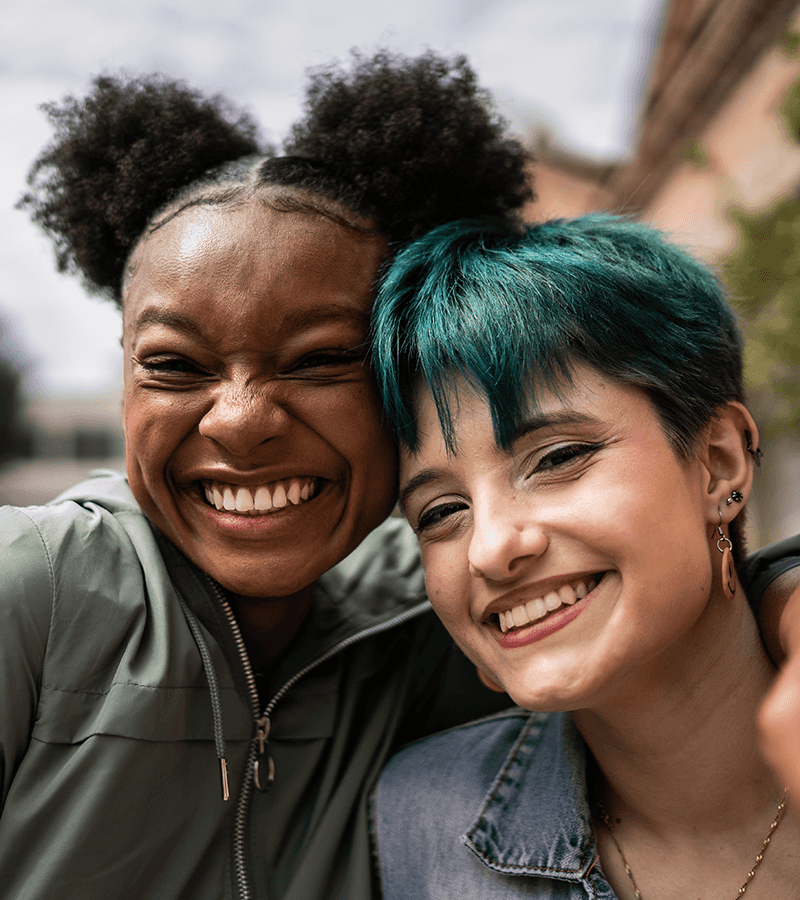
left=123, top=201, right=387, bottom=332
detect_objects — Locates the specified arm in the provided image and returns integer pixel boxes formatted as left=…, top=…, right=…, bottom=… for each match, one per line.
left=0, top=508, right=53, bottom=808
left=758, top=569, right=800, bottom=809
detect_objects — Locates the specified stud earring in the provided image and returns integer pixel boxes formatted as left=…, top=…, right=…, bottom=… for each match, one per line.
left=716, top=509, right=736, bottom=600
left=745, top=430, right=763, bottom=467
left=726, top=490, right=744, bottom=506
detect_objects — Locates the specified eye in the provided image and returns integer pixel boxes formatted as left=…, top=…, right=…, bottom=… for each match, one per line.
left=137, top=355, right=210, bottom=379
left=533, top=442, right=602, bottom=473
left=289, top=347, right=367, bottom=375
left=415, top=499, right=470, bottom=535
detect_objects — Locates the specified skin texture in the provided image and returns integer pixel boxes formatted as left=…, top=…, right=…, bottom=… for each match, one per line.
left=401, top=368, right=731, bottom=710
left=400, top=368, right=800, bottom=898
left=122, top=200, right=397, bottom=664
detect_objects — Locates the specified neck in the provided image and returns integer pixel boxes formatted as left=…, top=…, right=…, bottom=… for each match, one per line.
left=573, top=591, right=778, bottom=834
left=228, top=587, right=315, bottom=671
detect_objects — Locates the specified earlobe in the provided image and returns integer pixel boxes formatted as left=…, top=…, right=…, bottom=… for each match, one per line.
left=701, top=402, right=759, bottom=519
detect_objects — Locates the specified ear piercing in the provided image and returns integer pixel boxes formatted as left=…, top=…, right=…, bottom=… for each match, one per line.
left=726, top=490, right=743, bottom=506
left=716, top=508, right=736, bottom=600
left=744, top=430, right=763, bottom=467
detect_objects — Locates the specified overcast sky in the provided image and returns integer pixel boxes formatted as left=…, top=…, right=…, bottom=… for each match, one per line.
left=0, top=0, right=664, bottom=397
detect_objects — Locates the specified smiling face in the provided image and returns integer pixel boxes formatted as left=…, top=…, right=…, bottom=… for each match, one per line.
left=122, top=200, right=397, bottom=600
left=400, top=366, right=724, bottom=712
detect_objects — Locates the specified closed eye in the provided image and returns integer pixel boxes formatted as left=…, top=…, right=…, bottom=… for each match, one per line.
left=534, top=442, right=601, bottom=472
left=415, top=499, right=469, bottom=534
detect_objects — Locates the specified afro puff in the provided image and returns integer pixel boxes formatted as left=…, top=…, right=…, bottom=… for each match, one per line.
left=20, top=51, right=534, bottom=306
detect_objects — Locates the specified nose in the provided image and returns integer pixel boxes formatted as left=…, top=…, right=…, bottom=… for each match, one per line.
left=467, top=500, right=548, bottom=582
left=198, top=378, right=292, bottom=457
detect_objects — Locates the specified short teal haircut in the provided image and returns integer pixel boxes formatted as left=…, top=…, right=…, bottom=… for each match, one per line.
left=371, top=215, right=744, bottom=458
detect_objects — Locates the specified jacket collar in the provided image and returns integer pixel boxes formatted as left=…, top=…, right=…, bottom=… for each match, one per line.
left=465, top=711, right=599, bottom=883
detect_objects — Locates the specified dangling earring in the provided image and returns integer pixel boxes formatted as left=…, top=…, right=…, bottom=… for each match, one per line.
left=716, top=509, right=736, bottom=600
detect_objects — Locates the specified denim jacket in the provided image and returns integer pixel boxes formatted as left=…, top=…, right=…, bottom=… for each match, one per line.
left=373, top=708, right=618, bottom=899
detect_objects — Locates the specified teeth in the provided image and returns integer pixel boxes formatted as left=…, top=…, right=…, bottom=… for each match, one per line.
left=203, top=478, right=316, bottom=515
left=254, top=486, right=273, bottom=511
left=496, top=577, right=599, bottom=633
left=235, top=487, right=254, bottom=512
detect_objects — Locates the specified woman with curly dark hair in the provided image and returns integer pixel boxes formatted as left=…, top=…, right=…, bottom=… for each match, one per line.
left=1, top=49, right=797, bottom=900
left=0, top=51, right=531, bottom=900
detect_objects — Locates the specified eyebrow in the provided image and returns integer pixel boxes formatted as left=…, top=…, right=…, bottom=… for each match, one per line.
left=132, top=304, right=370, bottom=339
left=132, top=308, right=207, bottom=338
left=508, top=409, right=601, bottom=443
left=399, top=410, right=602, bottom=510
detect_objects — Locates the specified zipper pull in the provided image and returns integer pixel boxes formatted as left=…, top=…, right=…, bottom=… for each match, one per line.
left=253, top=715, right=275, bottom=792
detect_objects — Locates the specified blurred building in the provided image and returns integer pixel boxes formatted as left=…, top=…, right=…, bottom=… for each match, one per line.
left=0, top=383, right=125, bottom=506
left=527, top=0, right=800, bottom=545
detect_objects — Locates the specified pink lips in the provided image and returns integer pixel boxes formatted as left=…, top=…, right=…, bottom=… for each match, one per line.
left=497, top=592, right=592, bottom=648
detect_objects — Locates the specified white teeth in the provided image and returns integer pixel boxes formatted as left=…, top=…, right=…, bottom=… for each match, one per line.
left=558, top=584, right=578, bottom=606
left=235, top=487, right=254, bottom=512
left=496, top=577, right=600, bottom=633
left=203, top=478, right=316, bottom=514
left=511, top=605, right=530, bottom=627
left=254, top=486, right=273, bottom=511
left=544, top=591, right=561, bottom=611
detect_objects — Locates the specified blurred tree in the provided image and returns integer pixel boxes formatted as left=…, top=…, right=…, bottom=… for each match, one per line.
left=723, top=70, right=800, bottom=435
left=0, top=317, right=32, bottom=464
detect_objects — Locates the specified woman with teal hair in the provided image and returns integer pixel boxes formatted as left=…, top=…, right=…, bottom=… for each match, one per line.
left=371, top=216, right=800, bottom=898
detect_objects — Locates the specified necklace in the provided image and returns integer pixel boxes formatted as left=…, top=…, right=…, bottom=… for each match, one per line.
left=596, top=790, right=787, bottom=899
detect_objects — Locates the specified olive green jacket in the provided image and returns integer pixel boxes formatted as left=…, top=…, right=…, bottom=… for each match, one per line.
left=0, top=472, right=507, bottom=900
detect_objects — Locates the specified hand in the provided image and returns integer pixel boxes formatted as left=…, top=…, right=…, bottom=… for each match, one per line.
left=759, top=580, right=800, bottom=811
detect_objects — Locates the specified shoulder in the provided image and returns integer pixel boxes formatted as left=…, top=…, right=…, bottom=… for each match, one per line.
left=374, top=709, right=558, bottom=898
left=377, top=708, right=549, bottom=816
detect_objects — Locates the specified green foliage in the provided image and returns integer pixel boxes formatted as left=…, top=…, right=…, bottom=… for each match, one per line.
left=779, top=76, right=800, bottom=140
left=779, top=30, right=800, bottom=57
left=723, top=198, right=800, bottom=433
left=680, top=139, right=709, bottom=169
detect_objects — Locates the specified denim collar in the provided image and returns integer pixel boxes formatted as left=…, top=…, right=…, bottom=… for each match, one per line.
left=463, top=711, right=601, bottom=884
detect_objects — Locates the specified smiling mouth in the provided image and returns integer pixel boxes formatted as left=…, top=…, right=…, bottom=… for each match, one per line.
left=492, top=574, right=604, bottom=634
left=200, top=478, right=320, bottom=515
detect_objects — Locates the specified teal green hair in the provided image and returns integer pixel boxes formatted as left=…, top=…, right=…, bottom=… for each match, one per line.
left=371, top=215, right=744, bottom=458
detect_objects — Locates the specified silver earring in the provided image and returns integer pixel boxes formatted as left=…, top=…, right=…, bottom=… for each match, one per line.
left=726, top=490, right=743, bottom=506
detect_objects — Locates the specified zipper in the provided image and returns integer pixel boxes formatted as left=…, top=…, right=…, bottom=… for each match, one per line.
left=205, top=574, right=428, bottom=900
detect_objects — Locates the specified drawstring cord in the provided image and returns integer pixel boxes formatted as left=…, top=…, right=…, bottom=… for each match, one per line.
left=175, top=586, right=230, bottom=801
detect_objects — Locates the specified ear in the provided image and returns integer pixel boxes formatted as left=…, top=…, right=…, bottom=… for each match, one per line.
left=477, top=666, right=507, bottom=694
left=698, top=402, right=759, bottom=523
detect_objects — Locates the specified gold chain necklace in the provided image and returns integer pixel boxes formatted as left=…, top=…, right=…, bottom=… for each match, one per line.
left=596, top=790, right=787, bottom=900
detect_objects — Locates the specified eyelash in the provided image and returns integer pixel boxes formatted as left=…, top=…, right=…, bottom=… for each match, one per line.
left=139, top=356, right=206, bottom=376
left=413, top=442, right=603, bottom=535
left=533, top=441, right=601, bottom=472
left=415, top=500, right=469, bottom=534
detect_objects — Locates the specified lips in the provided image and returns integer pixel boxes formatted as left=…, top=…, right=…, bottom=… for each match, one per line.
left=493, top=576, right=601, bottom=633
left=201, top=477, right=319, bottom=515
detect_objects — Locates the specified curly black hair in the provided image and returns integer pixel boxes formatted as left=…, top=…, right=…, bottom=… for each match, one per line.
left=19, top=50, right=534, bottom=306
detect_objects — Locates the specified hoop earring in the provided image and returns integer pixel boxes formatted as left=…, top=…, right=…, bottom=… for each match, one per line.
left=716, top=509, right=736, bottom=600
